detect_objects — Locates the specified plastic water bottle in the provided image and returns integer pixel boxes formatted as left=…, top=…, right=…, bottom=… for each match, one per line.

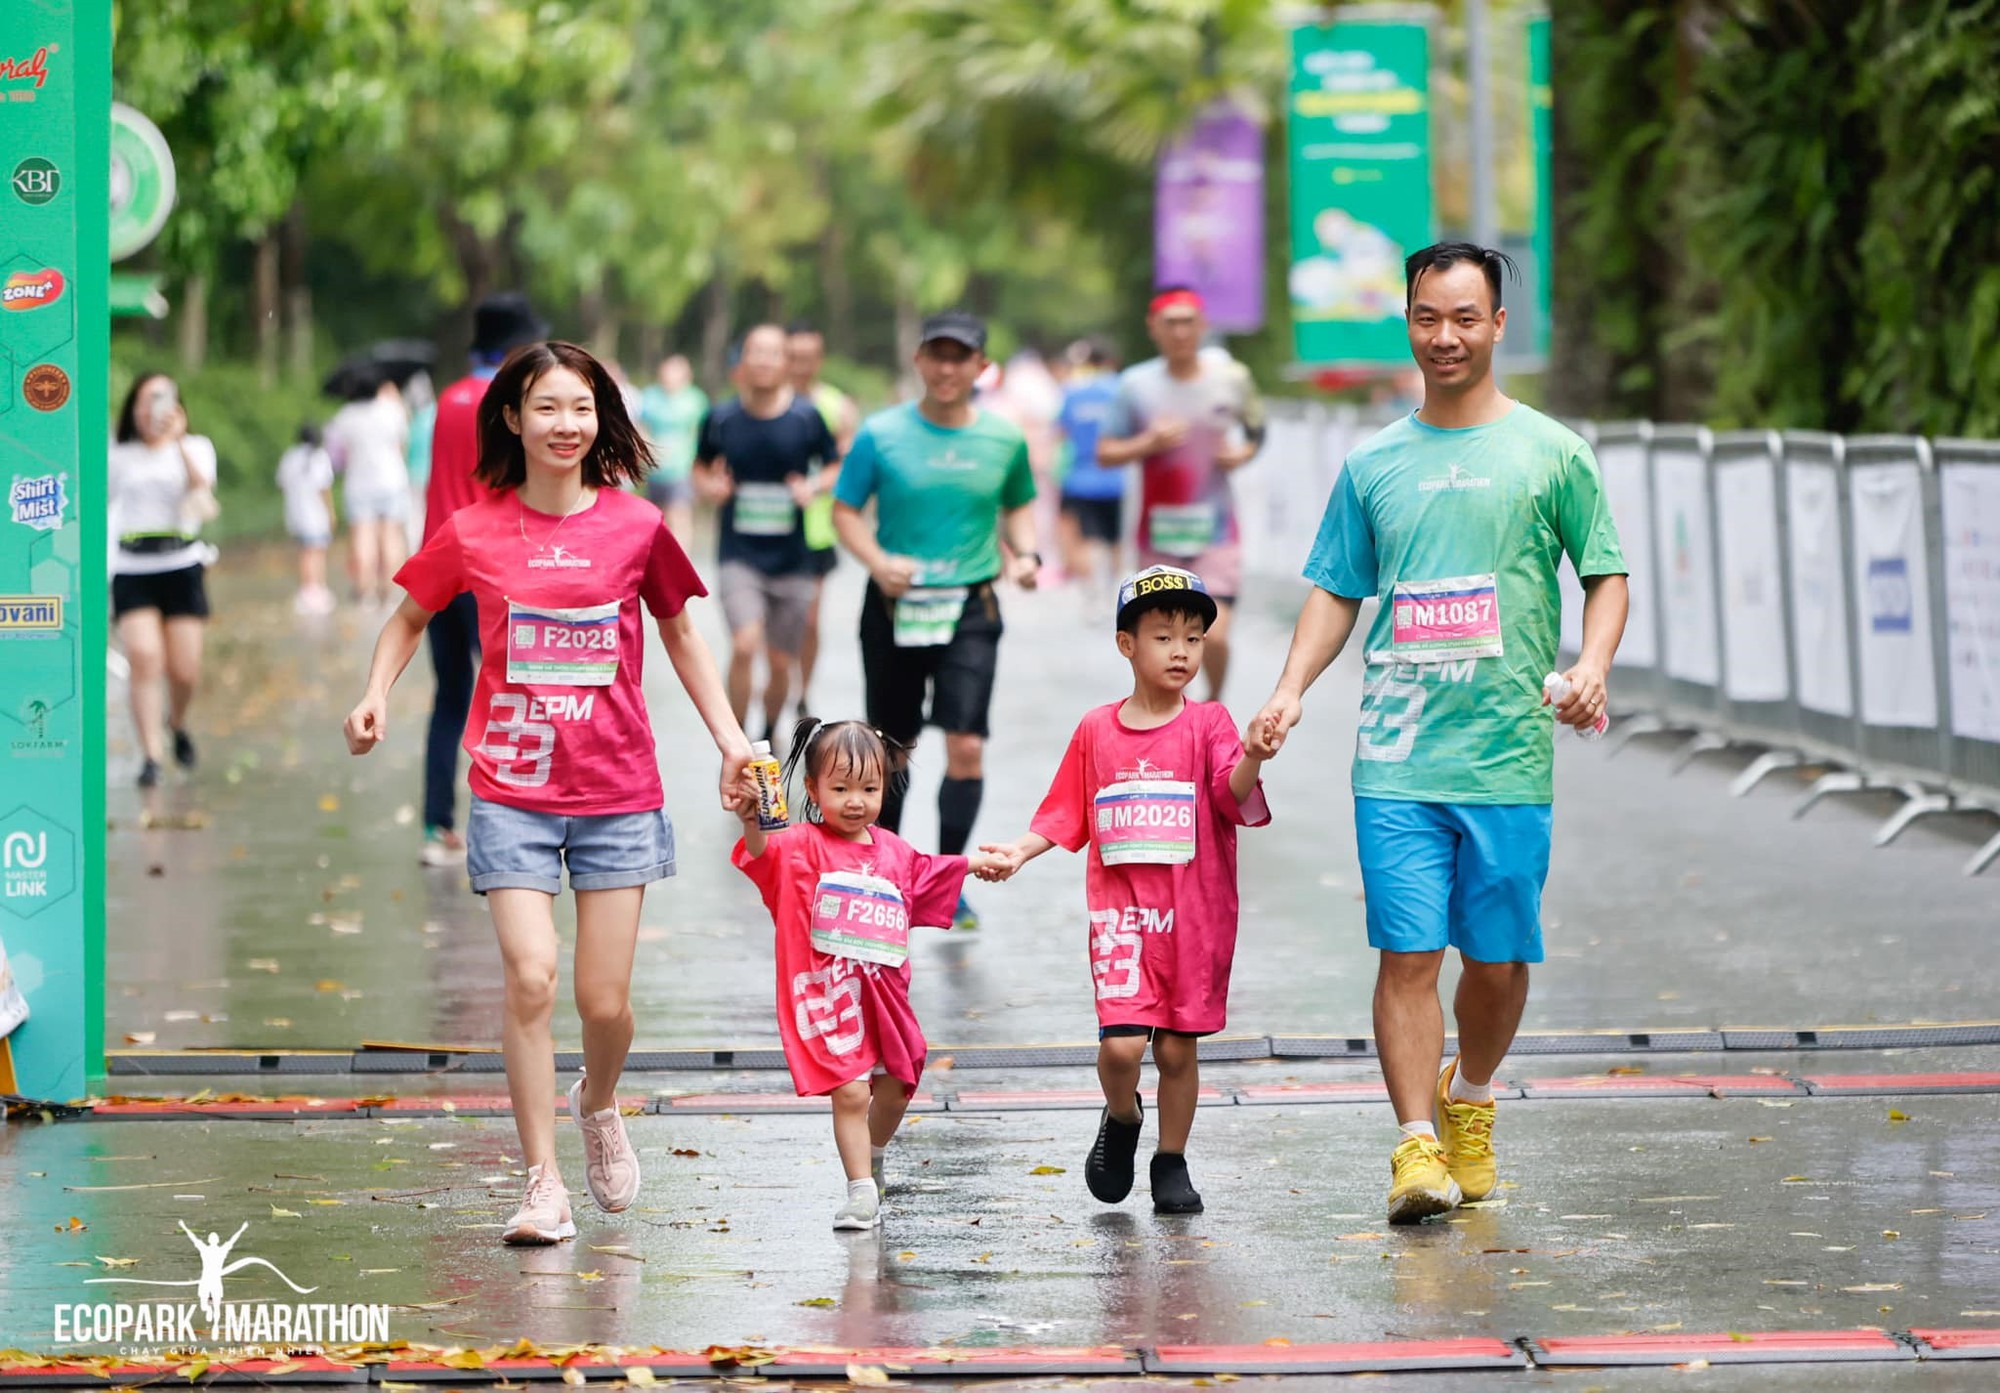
left=1543, top=672, right=1609, bottom=741
left=749, top=740, right=789, bottom=830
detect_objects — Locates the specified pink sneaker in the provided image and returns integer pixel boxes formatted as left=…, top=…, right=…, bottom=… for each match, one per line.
left=569, top=1075, right=641, bottom=1212
left=502, top=1163, right=576, bottom=1245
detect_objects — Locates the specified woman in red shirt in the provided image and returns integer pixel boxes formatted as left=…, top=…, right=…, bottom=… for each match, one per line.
left=344, top=342, right=751, bottom=1244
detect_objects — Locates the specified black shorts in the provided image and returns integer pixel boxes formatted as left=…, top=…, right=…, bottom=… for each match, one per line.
left=1062, top=495, right=1124, bottom=545
left=808, top=545, right=839, bottom=579
left=1099, top=1024, right=1211, bottom=1041
left=112, top=564, right=210, bottom=621
left=859, top=580, right=1003, bottom=740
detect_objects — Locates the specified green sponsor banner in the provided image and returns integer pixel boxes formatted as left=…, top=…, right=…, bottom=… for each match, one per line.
left=1527, top=13, right=1552, bottom=360
left=1285, top=13, right=1433, bottom=367
left=1, top=1, right=109, bottom=1097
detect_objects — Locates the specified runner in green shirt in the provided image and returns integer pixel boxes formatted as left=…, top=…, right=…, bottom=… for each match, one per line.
left=1255, top=244, right=1629, bottom=1226
left=833, top=310, right=1040, bottom=930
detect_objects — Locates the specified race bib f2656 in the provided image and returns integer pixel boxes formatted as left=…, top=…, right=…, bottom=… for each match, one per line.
left=810, top=870, right=911, bottom=967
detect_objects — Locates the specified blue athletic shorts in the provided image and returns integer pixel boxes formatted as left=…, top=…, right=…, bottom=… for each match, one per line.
left=1353, top=797, right=1552, bottom=964
left=466, top=795, right=676, bottom=896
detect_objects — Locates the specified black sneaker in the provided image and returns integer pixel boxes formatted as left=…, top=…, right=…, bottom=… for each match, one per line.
left=1084, top=1093, right=1143, bottom=1203
left=171, top=728, right=197, bottom=769
left=1151, top=1151, right=1203, bottom=1215
left=136, top=758, right=162, bottom=789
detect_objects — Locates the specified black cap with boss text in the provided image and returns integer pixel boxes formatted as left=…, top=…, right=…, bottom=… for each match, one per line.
left=1116, top=565, right=1218, bottom=632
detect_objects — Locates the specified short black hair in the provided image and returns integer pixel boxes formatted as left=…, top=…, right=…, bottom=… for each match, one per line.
left=785, top=319, right=820, bottom=337
left=1404, top=242, right=1517, bottom=312
left=1117, top=596, right=1212, bottom=636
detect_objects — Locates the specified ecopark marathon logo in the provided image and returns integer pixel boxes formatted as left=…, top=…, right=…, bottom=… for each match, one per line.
left=2, top=268, right=66, bottom=311
left=58, top=1220, right=391, bottom=1351
left=526, top=542, right=591, bottom=570
left=1417, top=462, right=1492, bottom=493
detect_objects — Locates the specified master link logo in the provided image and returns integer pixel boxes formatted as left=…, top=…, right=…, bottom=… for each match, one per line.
left=11, top=157, right=59, bottom=206
left=0, top=805, right=74, bottom=919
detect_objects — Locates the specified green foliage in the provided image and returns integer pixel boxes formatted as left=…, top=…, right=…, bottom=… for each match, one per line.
left=1554, top=0, right=2000, bottom=435
left=111, top=351, right=325, bottom=542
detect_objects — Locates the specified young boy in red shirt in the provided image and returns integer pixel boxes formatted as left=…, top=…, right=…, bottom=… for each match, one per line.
left=980, top=566, right=1276, bottom=1213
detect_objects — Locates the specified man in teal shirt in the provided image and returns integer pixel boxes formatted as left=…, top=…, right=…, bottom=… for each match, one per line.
left=834, top=309, right=1040, bottom=929
left=1257, top=244, right=1628, bottom=1225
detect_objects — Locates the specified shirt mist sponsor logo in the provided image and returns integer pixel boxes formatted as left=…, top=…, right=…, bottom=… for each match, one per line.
left=10, top=474, right=67, bottom=531
left=1417, top=462, right=1492, bottom=493
left=57, top=1220, right=391, bottom=1351
left=0, top=45, right=52, bottom=101
left=527, top=543, right=591, bottom=570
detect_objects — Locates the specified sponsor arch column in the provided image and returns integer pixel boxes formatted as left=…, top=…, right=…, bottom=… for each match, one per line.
left=0, top=1, right=110, bottom=1097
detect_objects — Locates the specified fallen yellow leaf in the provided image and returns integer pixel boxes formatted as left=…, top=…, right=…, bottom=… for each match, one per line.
left=1028, top=1165, right=1066, bottom=1176
left=846, top=1364, right=891, bottom=1385
left=1888, top=1109, right=1911, bottom=1123
left=319, top=794, right=340, bottom=812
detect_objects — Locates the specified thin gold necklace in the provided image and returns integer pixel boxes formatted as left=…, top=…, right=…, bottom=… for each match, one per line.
left=518, top=487, right=591, bottom=554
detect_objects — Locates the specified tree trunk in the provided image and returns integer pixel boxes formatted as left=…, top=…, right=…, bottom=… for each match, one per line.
left=281, top=200, right=313, bottom=383
left=700, top=273, right=732, bottom=395
left=636, top=320, right=664, bottom=376
left=893, top=269, right=921, bottom=401
left=176, top=271, right=209, bottom=373
left=821, top=209, right=854, bottom=359
left=253, top=232, right=281, bottom=388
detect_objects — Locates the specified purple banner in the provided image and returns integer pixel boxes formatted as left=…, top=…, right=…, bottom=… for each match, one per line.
left=1154, top=104, right=1266, bottom=333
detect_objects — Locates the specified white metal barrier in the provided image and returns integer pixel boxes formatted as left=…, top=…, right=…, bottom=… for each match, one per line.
left=1252, top=408, right=2000, bottom=875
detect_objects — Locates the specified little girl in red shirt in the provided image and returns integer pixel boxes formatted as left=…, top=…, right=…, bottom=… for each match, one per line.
left=733, top=722, right=1006, bottom=1230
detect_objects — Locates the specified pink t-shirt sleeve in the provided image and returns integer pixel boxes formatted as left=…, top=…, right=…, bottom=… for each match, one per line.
left=731, top=831, right=792, bottom=913
left=1206, top=704, right=1271, bottom=827
left=639, top=515, right=708, bottom=619
left=903, top=848, right=970, bottom=929
left=393, top=514, right=466, bottom=613
left=1028, top=721, right=1094, bottom=853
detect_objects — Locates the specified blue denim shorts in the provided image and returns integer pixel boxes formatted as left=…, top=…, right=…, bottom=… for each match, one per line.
left=466, top=795, right=676, bottom=896
left=1353, top=797, right=1553, bottom=964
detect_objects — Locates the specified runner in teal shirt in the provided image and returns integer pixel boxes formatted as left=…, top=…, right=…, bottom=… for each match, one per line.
left=833, top=310, right=1041, bottom=932
left=1255, top=244, right=1630, bottom=1229
left=1305, top=404, right=1624, bottom=804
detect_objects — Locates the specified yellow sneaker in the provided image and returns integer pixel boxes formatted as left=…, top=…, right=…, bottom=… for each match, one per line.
left=1436, top=1061, right=1497, bottom=1201
left=1387, top=1133, right=1461, bottom=1225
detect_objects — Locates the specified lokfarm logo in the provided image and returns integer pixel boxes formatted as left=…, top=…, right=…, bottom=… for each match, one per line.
left=57, top=1220, right=391, bottom=1351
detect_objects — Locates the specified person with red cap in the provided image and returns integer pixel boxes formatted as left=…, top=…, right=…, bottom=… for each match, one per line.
left=1095, top=287, right=1266, bottom=701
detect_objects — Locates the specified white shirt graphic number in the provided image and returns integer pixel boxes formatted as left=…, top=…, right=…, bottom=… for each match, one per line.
left=482, top=692, right=557, bottom=788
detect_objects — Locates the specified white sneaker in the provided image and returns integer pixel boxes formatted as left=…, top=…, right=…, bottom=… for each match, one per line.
left=502, top=1163, right=576, bottom=1245
left=833, top=1184, right=880, bottom=1231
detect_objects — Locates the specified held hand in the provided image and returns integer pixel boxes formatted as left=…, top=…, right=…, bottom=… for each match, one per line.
left=974, top=842, right=1026, bottom=882
left=1551, top=662, right=1609, bottom=731
left=726, top=767, right=762, bottom=824
left=343, top=694, right=387, bottom=755
left=1253, top=693, right=1303, bottom=757
left=873, top=556, right=920, bottom=599
left=1006, top=551, right=1041, bottom=591
left=719, top=742, right=754, bottom=813
left=966, top=850, right=1014, bottom=883
left=1244, top=710, right=1282, bottom=761
left=786, top=473, right=816, bottom=508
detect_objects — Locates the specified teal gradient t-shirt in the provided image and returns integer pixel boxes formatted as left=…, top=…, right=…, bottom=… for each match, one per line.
left=1304, top=404, right=1626, bottom=805
left=835, top=403, right=1036, bottom=587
